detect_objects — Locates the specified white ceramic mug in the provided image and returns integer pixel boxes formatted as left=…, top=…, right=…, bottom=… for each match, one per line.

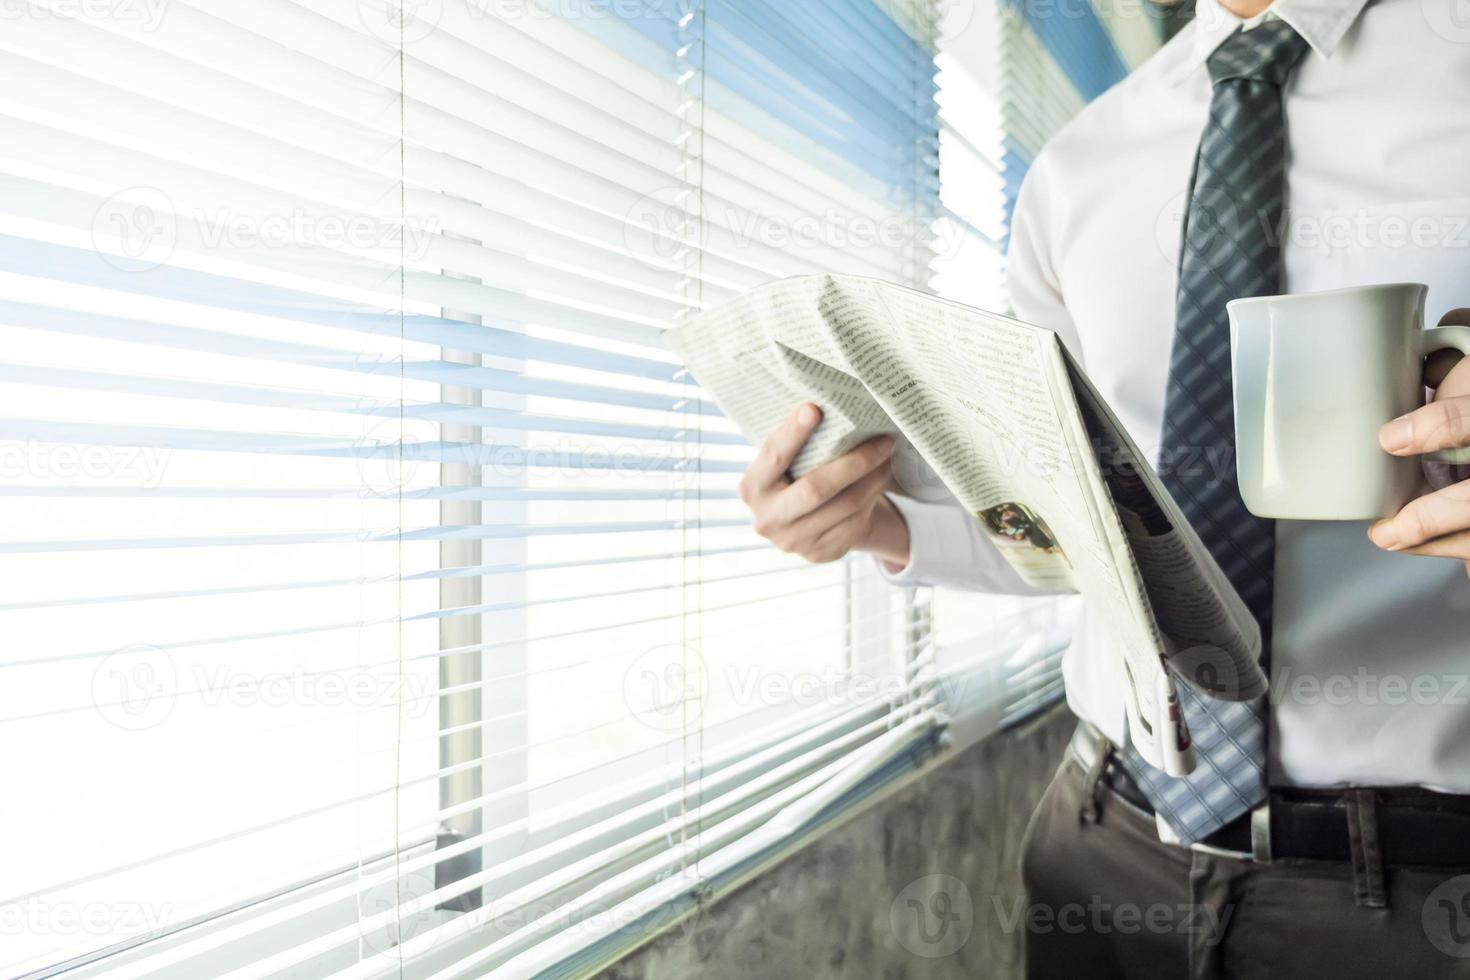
left=1229, top=282, right=1470, bottom=521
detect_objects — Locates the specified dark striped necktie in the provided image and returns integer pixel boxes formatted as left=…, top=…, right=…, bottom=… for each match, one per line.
left=1119, top=19, right=1312, bottom=846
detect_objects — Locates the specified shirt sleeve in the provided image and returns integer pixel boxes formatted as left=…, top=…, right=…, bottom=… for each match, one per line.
left=874, top=494, right=1067, bottom=596
left=1005, top=148, right=1084, bottom=363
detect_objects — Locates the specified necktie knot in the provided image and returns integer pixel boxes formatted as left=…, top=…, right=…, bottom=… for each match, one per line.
left=1207, top=19, right=1311, bottom=87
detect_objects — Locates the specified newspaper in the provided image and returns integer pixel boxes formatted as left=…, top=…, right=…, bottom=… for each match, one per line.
left=668, top=274, right=1267, bottom=776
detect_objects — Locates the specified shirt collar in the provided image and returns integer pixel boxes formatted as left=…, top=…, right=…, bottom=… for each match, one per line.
left=1164, top=0, right=1374, bottom=86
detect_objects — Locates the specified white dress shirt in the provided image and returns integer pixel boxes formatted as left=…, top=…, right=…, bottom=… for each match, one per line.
left=885, top=0, right=1470, bottom=790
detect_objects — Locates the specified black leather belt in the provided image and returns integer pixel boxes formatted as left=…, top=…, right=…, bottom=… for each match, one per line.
left=1218, top=788, right=1470, bottom=867
left=1072, top=722, right=1470, bottom=868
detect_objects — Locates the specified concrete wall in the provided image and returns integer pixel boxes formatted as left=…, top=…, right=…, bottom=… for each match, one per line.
left=595, top=706, right=1075, bottom=980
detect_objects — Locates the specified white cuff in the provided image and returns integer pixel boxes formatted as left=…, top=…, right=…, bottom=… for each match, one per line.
left=873, top=494, right=1034, bottom=592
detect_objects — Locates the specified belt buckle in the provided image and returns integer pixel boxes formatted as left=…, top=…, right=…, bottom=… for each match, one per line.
left=1182, top=802, right=1271, bottom=862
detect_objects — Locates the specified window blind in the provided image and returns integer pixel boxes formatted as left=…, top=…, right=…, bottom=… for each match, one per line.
left=1, top=0, right=1170, bottom=974
left=0, top=2, right=957, bottom=978
left=996, top=0, right=1168, bottom=234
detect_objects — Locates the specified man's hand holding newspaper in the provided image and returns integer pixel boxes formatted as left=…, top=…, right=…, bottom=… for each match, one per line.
left=669, top=274, right=1268, bottom=777
left=735, top=403, right=911, bottom=568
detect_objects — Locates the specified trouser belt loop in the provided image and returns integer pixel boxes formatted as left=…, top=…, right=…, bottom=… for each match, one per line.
left=1250, top=800, right=1272, bottom=863
left=1345, top=789, right=1388, bottom=909
left=1079, top=731, right=1112, bottom=825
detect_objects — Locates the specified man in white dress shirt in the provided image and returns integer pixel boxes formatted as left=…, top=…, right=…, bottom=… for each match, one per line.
left=736, top=0, right=1470, bottom=973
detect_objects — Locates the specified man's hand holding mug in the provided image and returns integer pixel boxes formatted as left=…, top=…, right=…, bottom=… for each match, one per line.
left=1228, top=284, right=1470, bottom=575
left=1370, top=307, right=1470, bottom=572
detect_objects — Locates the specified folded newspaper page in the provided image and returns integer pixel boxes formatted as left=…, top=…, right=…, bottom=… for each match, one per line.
left=668, top=274, right=1267, bottom=777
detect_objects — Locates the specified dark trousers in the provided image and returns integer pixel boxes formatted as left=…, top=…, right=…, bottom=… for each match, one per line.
left=1019, top=753, right=1470, bottom=979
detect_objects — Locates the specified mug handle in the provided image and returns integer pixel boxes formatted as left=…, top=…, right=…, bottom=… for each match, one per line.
left=1419, top=325, right=1470, bottom=465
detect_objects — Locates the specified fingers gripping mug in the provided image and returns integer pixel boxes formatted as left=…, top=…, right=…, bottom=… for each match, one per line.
left=1229, top=283, right=1470, bottom=521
